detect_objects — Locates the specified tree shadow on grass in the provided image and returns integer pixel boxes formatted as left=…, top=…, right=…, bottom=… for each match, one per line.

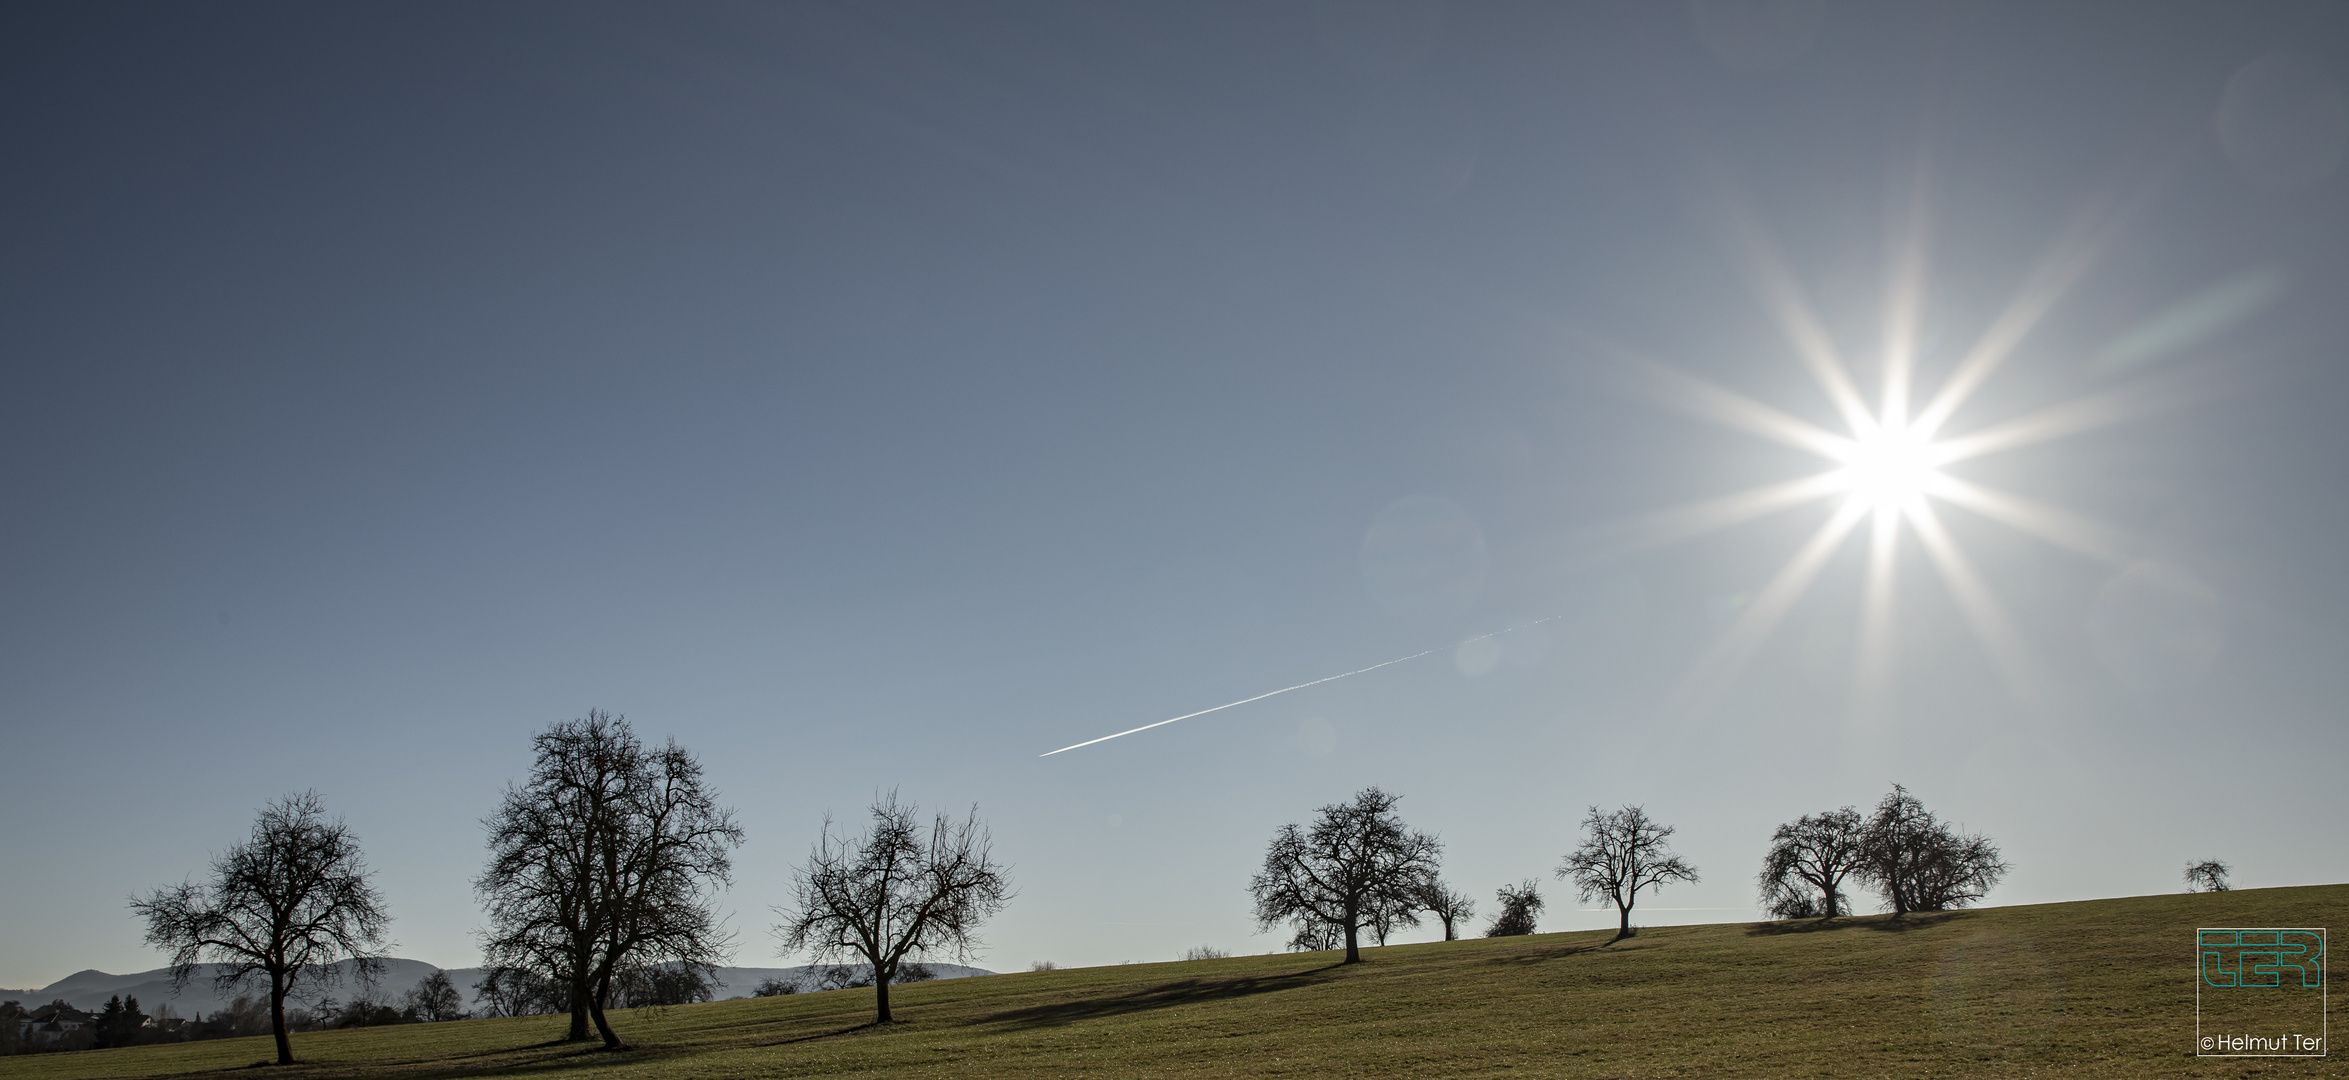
left=744, top=1020, right=888, bottom=1048
left=1479, top=940, right=1615, bottom=967
left=127, top=1043, right=661, bottom=1080
left=1746, top=911, right=1969, bottom=936
left=983, top=965, right=1346, bottom=1029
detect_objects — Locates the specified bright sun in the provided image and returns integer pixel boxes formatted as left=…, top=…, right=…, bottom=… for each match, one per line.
left=1610, top=186, right=2157, bottom=709
left=1833, top=421, right=1942, bottom=511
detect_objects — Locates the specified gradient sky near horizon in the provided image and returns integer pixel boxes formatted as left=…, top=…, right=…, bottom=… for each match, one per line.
left=5, top=1, right=2347, bottom=990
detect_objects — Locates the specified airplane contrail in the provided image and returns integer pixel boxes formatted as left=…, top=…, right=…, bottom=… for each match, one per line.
left=1039, top=617, right=1563, bottom=757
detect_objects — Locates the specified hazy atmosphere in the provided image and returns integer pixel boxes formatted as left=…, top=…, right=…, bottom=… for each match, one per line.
left=4, top=0, right=2346, bottom=993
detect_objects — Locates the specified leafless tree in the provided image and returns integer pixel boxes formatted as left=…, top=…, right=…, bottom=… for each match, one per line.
left=401, top=969, right=467, bottom=1022
left=1283, top=916, right=1345, bottom=953
left=471, top=966, right=567, bottom=1017
left=608, top=963, right=716, bottom=1008
left=1249, top=787, right=1442, bottom=964
left=1856, top=785, right=2007, bottom=914
left=475, top=711, right=743, bottom=1048
left=1559, top=804, right=1698, bottom=941
left=811, top=964, right=873, bottom=992
left=1483, top=880, right=1544, bottom=937
left=131, top=791, right=391, bottom=1065
left=774, top=792, right=1013, bottom=1024
left=2183, top=859, right=2232, bottom=893
left=1415, top=878, right=1477, bottom=941
left=1363, top=884, right=1426, bottom=946
left=1756, top=806, right=1866, bottom=919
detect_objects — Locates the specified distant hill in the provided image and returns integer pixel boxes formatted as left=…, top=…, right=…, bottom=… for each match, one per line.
left=0, top=959, right=993, bottom=1016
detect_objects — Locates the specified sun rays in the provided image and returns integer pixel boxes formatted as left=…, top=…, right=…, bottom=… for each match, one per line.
left=1617, top=186, right=2168, bottom=712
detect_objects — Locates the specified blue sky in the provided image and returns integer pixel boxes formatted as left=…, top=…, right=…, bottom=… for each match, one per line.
left=4, top=1, right=2346, bottom=989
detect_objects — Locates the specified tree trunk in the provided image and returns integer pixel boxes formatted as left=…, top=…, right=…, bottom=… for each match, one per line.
left=588, top=973, right=621, bottom=1049
left=1342, top=904, right=1361, bottom=964
left=268, top=970, right=293, bottom=1065
left=566, top=956, right=594, bottom=1042
left=873, top=971, right=893, bottom=1024
left=1615, top=900, right=1633, bottom=940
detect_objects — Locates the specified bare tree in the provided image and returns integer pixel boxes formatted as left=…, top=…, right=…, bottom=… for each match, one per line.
left=2183, top=858, right=2232, bottom=893
left=131, top=792, right=390, bottom=1065
left=774, top=792, right=1013, bottom=1024
left=401, top=969, right=467, bottom=1022
left=1249, top=787, right=1442, bottom=964
left=1857, top=785, right=2007, bottom=914
left=1559, top=804, right=1698, bottom=941
left=1415, top=878, right=1477, bottom=941
left=608, top=963, right=716, bottom=1008
left=1756, top=806, right=1866, bottom=919
left=476, top=711, right=743, bottom=1048
left=1483, top=880, right=1544, bottom=937
left=1362, top=884, right=1426, bottom=947
left=1285, top=918, right=1344, bottom=953
left=471, top=966, right=567, bottom=1017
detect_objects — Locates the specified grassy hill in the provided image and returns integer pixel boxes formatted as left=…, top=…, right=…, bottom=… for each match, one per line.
left=5, top=884, right=2338, bottom=1079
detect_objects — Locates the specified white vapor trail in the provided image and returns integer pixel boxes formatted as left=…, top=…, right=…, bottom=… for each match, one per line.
left=1039, top=617, right=1563, bottom=757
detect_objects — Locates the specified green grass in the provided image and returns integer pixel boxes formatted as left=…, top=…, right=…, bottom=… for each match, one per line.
left=6, top=884, right=2340, bottom=1079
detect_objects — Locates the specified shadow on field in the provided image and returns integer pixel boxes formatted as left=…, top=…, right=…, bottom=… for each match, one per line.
left=1479, top=940, right=1614, bottom=967
left=371, top=1044, right=665, bottom=1080
left=1746, top=911, right=1968, bottom=936
left=117, top=1042, right=626, bottom=1080
left=984, top=965, right=1345, bottom=1029
left=744, top=1020, right=887, bottom=1048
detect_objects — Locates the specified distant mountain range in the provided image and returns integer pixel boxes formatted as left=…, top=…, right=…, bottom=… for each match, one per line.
left=0, top=958, right=994, bottom=1016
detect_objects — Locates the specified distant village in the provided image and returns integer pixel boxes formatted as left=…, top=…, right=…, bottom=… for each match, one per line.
left=8, top=994, right=276, bottom=1053
left=4, top=962, right=487, bottom=1056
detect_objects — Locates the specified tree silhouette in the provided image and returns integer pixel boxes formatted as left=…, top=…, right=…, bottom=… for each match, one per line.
left=1483, top=880, right=1544, bottom=937
left=1416, top=878, right=1477, bottom=940
left=2183, top=859, right=2232, bottom=893
left=477, top=711, right=743, bottom=1048
left=1856, top=785, right=2007, bottom=914
left=1559, top=805, right=1698, bottom=941
left=132, top=792, right=390, bottom=1065
left=1249, top=787, right=1442, bottom=964
left=775, top=792, right=1012, bottom=1024
left=1757, top=807, right=1866, bottom=919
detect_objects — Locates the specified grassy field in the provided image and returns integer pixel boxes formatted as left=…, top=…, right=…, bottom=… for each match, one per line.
left=5, top=884, right=2339, bottom=1079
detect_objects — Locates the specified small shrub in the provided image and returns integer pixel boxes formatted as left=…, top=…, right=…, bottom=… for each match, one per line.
left=2184, top=859, right=2232, bottom=893
left=1182, top=945, right=1230, bottom=961
left=1763, top=885, right=1824, bottom=920
left=1484, top=881, right=1545, bottom=937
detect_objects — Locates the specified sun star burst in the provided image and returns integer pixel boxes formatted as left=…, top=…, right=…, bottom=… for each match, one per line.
left=1593, top=183, right=2182, bottom=713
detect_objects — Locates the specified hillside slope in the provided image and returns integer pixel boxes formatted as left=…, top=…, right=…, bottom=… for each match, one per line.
left=2, top=884, right=2338, bottom=1079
